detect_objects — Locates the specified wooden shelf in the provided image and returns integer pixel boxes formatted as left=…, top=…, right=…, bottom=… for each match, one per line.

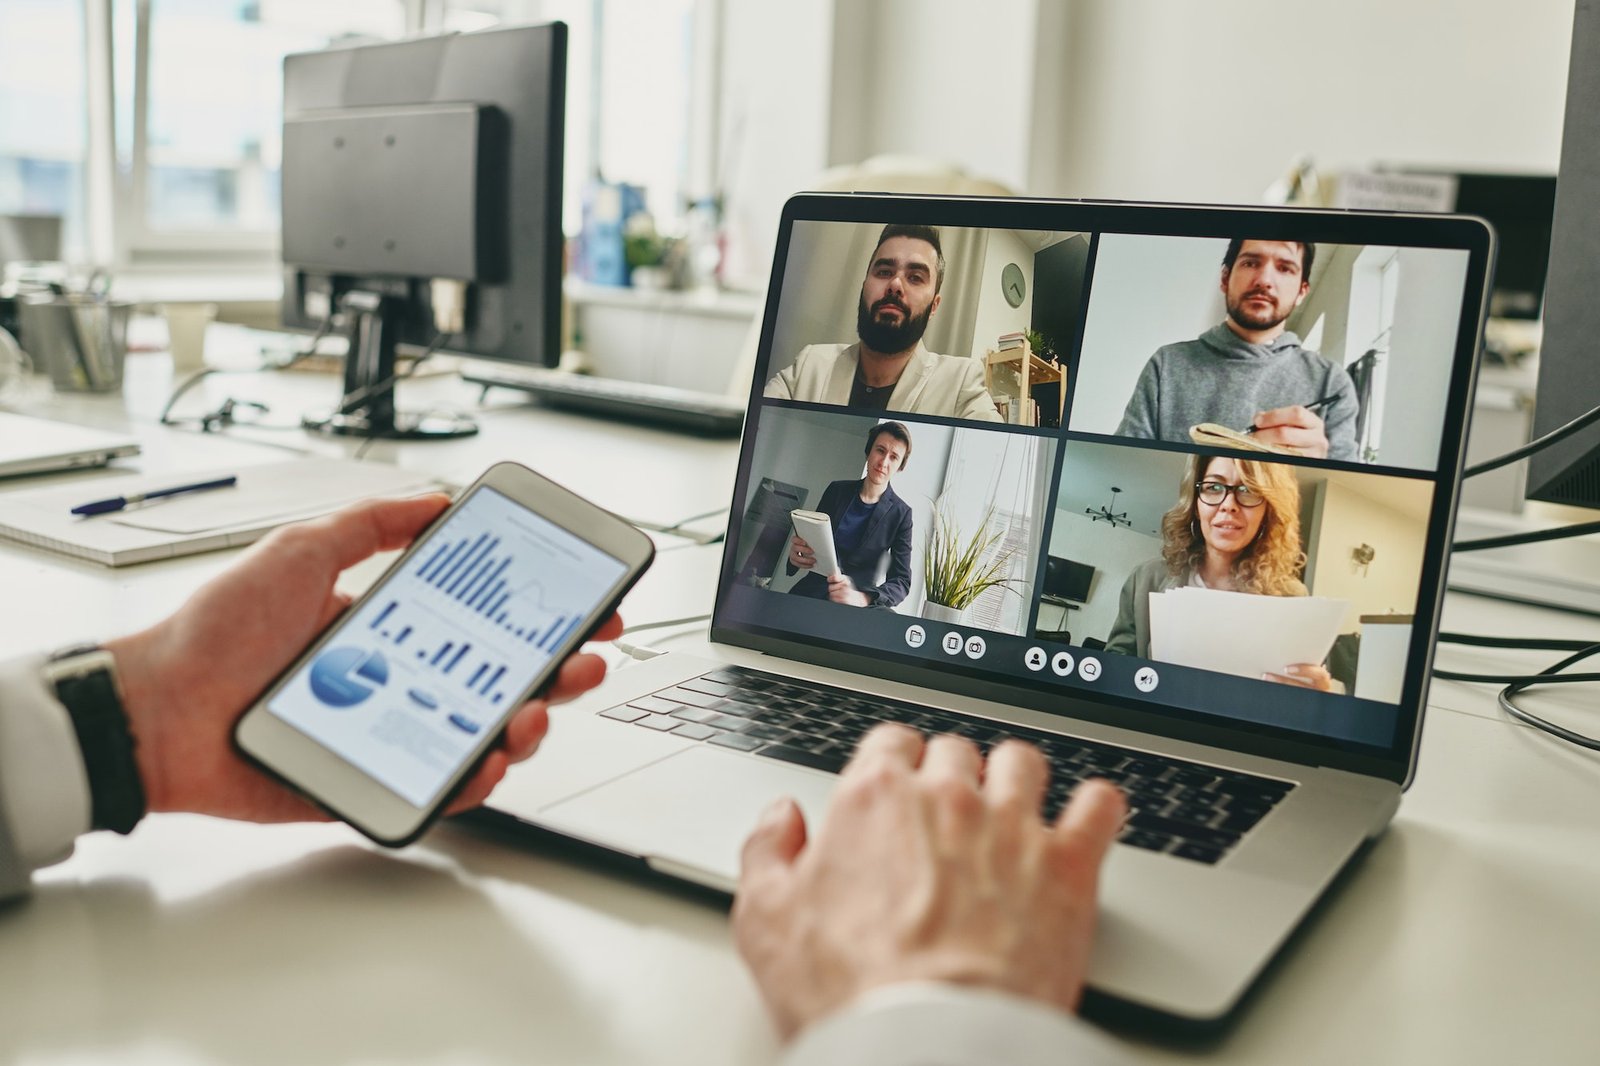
left=983, top=340, right=1065, bottom=426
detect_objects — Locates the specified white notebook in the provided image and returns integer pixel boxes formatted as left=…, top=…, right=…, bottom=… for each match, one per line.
left=789, top=509, right=840, bottom=578
left=0, top=458, right=441, bottom=566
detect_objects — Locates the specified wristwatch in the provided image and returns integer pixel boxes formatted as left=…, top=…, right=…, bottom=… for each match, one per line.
left=42, top=644, right=147, bottom=834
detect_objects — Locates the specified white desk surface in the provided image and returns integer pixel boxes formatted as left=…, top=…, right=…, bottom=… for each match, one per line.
left=2, top=355, right=1598, bottom=1065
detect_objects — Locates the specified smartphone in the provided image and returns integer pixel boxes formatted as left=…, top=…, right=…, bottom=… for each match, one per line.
left=234, top=461, right=654, bottom=846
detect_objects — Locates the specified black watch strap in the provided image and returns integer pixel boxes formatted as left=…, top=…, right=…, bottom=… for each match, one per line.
left=46, top=644, right=147, bottom=835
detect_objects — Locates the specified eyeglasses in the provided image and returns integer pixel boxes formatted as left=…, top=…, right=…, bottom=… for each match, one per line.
left=1195, top=481, right=1265, bottom=508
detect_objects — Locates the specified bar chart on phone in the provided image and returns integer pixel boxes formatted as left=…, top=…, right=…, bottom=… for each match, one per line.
left=268, top=486, right=629, bottom=806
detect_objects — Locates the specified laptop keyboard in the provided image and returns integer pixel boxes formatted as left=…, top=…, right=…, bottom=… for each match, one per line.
left=597, top=666, right=1296, bottom=865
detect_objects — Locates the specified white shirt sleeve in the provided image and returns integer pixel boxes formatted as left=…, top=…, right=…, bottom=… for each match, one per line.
left=780, top=982, right=1132, bottom=1066
left=0, top=654, right=92, bottom=873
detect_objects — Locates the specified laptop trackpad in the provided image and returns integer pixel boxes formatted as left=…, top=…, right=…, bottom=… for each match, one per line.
left=537, top=747, right=839, bottom=889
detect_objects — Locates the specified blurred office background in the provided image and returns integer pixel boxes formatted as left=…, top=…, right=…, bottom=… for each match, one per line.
left=2, top=0, right=1573, bottom=283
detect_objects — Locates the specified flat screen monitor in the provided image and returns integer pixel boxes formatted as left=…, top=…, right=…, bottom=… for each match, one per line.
left=1529, top=1, right=1600, bottom=508
left=1043, top=556, right=1095, bottom=603
left=279, top=24, right=566, bottom=438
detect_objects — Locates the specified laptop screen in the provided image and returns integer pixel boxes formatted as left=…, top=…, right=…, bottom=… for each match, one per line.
left=713, top=196, right=1491, bottom=775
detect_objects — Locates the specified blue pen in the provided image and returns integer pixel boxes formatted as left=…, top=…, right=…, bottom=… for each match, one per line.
left=71, top=476, right=239, bottom=516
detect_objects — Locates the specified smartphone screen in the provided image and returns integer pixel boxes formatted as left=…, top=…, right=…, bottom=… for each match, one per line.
left=262, top=485, right=628, bottom=809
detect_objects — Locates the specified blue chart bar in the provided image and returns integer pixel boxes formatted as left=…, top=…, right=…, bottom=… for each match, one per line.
left=424, top=537, right=471, bottom=585
left=470, top=561, right=512, bottom=609
left=434, top=534, right=486, bottom=590
left=447, top=538, right=500, bottom=597
left=475, top=580, right=507, bottom=615
left=551, top=614, right=583, bottom=651
left=430, top=642, right=454, bottom=667
left=371, top=601, right=398, bottom=630
left=468, top=662, right=488, bottom=687
left=480, top=665, right=507, bottom=697
left=464, top=556, right=509, bottom=607
left=536, top=615, right=565, bottom=648
left=396, top=625, right=412, bottom=645
left=417, top=542, right=449, bottom=580
left=445, top=644, right=471, bottom=674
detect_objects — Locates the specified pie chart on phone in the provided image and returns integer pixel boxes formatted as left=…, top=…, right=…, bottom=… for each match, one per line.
left=309, top=647, right=390, bottom=708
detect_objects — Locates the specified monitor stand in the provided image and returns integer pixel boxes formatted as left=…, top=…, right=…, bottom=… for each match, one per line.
left=302, top=291, right=477, bottom=440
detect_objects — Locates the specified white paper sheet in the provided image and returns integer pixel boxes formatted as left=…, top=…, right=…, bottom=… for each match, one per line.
left=1147, top=586, right=1348, bottom=680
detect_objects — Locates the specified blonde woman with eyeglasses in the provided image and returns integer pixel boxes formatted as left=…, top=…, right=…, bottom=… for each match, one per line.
left=1104, top=453, right=1332, bottom=691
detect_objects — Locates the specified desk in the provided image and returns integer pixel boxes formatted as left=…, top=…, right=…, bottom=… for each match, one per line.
left=2, top=355, right=1598, bottom=1065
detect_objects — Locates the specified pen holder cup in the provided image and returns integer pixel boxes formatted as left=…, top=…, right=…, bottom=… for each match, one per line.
left=16, top=294, right=132, bottom=393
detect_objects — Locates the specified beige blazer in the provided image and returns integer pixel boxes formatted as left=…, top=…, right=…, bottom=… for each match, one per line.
left=764, top=343, right=1002, bottom=422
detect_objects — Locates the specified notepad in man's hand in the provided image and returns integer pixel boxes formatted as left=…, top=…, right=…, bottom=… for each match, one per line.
left=0, top=458, right=441, bottom=566
left=789, top=509, right=840, bottom=578
left=1188, top=422, right=1295, bottom=455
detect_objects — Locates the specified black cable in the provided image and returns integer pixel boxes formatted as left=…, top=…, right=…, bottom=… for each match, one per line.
left=1462, top=398, right=1600, bottom=478
left=1438, top=631, right=1597, bottom=651
left=1499, top=642, right=1600, bottom=752
left=1433, top=631, right=1600, bottom=751
left=1452, top=519, right=1600, bottom=553
left=159, top=314, right=334, bottom=431
left=351, top=333, right=450, bottom=459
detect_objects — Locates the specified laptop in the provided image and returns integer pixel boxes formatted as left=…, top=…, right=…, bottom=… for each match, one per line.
left=482, top=193, right=1493, bottom=1027
left=0, top=412, right=140, bottom=478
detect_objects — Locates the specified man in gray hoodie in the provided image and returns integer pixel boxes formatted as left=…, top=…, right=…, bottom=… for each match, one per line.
left=1115, top=238, right=1359, bottom=460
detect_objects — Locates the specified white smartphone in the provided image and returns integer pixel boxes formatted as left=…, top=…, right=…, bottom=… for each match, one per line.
left=234, top=462, right=655, bottom=846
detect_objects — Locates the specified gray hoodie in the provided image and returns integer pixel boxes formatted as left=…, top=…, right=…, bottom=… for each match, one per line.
left=1115, top=323, right=1360, bottom=461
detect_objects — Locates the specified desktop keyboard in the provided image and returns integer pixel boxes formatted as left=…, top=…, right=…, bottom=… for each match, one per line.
left=464, top=365, right=746, bottom=437
left=598, top=665, right=1297, bottom=865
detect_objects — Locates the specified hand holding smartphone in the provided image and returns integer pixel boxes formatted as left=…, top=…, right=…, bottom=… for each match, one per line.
left=234, top=462, right=654, bottom=845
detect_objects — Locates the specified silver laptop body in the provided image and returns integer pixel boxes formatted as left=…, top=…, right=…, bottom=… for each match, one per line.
left=485, top=194, right=1493, bottom=1027
left=0, top=412, right=140, bottom=478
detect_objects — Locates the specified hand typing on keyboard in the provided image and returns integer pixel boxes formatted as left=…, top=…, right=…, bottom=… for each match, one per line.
left=732, top=724, right=1126, bottom=1041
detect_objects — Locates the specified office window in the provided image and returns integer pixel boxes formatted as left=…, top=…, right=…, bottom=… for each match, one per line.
left=0, top=0, right=88, bottom=259
left=435, top=0, right=704, bottom=236
left=114, top=0, right=407, bottom=255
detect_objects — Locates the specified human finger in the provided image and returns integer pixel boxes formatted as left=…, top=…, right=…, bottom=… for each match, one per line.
left=446, top=750, right=509, bottom=814
left=739, top=796, right=808, bottom=881
left=1052, top=778, right=1127, bottom=871
left=920, top=733, right=983, bottom=790
left=984, top=739, right=1050, bottom=815
left=1275, top=663, right=1333, bottom=691
left=1253, top=404, right=1314, bottom=430
left=543, top=650, right=608, bottom=704
left=589, top=612, right=624, bottom=643
left=499, top=702, right=552, bottom=762
left=1261, top=666, right=1322, bottom=689
left=301, top=493, right=453, bottom=574
left=846, top=722, right=924, bottom=774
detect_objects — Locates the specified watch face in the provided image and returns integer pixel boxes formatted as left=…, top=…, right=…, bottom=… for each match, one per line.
left=1002, top=262, right=1026, bottom=307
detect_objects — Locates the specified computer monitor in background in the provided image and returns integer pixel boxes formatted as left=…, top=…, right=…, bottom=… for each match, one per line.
left=0, top=214, right=63, bottom=270
left=1528, top=0, right=1600, bottom=508
left=1450, top=173, right=1556, bottom=322
left=280, top=23, right=566, bottom=439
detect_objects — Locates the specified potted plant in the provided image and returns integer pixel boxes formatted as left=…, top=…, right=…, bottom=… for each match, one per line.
left=921, top=502, right=1018, bottom=623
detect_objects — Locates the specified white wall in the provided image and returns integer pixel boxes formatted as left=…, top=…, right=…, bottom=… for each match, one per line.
left=1303, top=477, right=1429, bottom=631
left=828, top=0, right=1042, bottom=191
left=969, top=228, right=1036, bottom=358
left=1379, top=247, right=1472, bottom=468
left=1037, top=1, right=1574, bottom=202
left=1045, top=510, right=1163, bottom=644
left=718, top=2, right=1575, bottom=285
left=1069, top=234, right=1228, bottom=435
